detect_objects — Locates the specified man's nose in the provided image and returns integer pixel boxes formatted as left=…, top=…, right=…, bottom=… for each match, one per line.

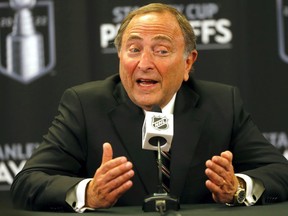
left=137, top=50, right=154, bottom=71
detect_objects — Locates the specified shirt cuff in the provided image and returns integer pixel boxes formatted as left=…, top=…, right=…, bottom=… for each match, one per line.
left=235, top=173, right=265, bottom=206
left=65, top=178, right=94, bottom=213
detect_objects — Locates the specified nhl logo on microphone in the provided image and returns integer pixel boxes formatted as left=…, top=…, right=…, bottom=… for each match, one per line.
left=152, top=116, right=169, bottom=130
left=142, top=112, right=174, bottom=152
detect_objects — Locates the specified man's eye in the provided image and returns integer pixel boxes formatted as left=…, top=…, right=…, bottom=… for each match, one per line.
left=129, top=47, right=140, bottom=53
left=155, top=49, right=169, bottom=55
left=160, top=50, right=168, bottom=54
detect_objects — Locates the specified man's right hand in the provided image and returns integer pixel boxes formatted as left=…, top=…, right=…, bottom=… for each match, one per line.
left=85, top=142, right=134, bottom=208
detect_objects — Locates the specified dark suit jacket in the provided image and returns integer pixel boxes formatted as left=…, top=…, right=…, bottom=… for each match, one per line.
left=11, top=74, right=288, bottom=211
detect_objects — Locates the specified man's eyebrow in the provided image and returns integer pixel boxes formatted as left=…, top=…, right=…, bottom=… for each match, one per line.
left=126, top=35, right=172, bottom=43
left=126, top=35, right=143, bottom=42
left=152, top=35, right=173, bottom=43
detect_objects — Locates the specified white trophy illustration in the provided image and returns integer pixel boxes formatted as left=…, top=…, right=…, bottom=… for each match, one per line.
left=276, top=0, right=288, bottom=63
left=6, top=0, right=44, bottom=82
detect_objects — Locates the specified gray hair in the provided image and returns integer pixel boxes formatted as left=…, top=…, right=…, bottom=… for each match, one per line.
left=114, top=3, right=197, bottom=56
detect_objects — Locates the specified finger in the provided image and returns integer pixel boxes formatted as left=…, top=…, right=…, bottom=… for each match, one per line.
left=206, top=178, right=235, bottom=203
left=106, top=179, right=134, bottom=202
left=92, top=170, right=134, bottom=208
left=205, top=165, right=226, bottom=187
left=211, top=155, right=231, bottom=172
left=100, top=157, right=128, bottom=174
left=88, top=161, right=133, bottom=208
left=205, top=179, right=227, bottom=202
left=100, top=143, right=127, bottom=175
left=102, top=142, right=113, bottom=164
left=106, top=161, right=133, bottom=180
left=206, top=160, right=227, bottom=179
left=205, top=179, right=222, bottom=193
left=220, top=151, right=233, bottom=163
left=205, top=164, right=237, bottom=194
left=97, top=158, right=133, bottom=188
left=206, top=158, right=235, bottom=186
left=105, top=168, right=134, bottom=192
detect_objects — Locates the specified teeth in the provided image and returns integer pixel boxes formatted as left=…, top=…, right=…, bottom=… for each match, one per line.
left=141, top=82, right=152, bottom=86
left=137, top=79, right=156, bottom=84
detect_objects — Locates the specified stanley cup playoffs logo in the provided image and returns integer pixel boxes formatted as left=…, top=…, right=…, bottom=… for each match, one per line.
left=0, top=0, right=56, bottom=84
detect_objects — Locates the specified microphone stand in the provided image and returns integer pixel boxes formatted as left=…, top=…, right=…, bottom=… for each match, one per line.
left=157, top=140, right=164, bottom=194
left=142, top=140, right=180, bottom=214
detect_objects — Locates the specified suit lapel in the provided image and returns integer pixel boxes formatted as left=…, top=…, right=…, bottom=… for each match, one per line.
left=169, top=82, right=208, bottom=197
left=108, top=87, right=158, bottom=195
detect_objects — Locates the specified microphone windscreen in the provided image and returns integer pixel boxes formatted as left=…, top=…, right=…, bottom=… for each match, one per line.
left=151, top=105, right=162, bottom=113
left=142, top=110, right=174, bottom=152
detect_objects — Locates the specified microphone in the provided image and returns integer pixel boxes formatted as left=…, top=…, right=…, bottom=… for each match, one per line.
left=142, top=106, right=179, bottom=213
left=142, top=106, right=173, bottom=152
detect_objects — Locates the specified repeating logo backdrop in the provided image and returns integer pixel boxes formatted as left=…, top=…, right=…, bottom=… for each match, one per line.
left=1, top=0, right=288, bottom=206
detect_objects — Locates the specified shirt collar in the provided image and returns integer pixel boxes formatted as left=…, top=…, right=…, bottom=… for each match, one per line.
left=143, top=93, right=177, bottom=115
left=161, top=93, right=176, bottom=114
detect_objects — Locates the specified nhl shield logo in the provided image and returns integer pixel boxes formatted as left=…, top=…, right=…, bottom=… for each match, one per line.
left=0, top=0, right=56, bottom=84
left=152, top=115, right=169, bottom=130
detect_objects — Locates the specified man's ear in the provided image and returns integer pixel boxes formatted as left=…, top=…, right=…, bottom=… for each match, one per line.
left=184, top=49, right=198, bottom=81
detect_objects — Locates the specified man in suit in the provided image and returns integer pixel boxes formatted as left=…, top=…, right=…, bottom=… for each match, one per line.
left=11, top=3, right=288, bottom=212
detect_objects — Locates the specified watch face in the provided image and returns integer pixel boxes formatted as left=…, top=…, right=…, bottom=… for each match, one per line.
left=237, top=189, right=246, bottom=203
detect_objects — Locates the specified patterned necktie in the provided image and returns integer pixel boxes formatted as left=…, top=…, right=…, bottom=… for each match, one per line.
left=158, top=150, right=171, bottom=193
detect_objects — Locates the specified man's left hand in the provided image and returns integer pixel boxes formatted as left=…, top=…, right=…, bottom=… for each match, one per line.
left=205, top=150, right=238, bottom=203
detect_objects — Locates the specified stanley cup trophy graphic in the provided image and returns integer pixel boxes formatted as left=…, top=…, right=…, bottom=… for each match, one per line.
left=277, top=0, right=288, bottom=64
left=6, top=0, right=44, bottom=82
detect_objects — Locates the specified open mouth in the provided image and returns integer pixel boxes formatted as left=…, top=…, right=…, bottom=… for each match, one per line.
left=136, top=79, right=158, bottom=86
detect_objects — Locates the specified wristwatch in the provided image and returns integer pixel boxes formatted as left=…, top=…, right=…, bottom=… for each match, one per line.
left=226, top=178, right=246, bottom=206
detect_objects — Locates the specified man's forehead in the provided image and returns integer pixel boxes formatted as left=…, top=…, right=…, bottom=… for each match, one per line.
left=131, top=11, right=175, bottom=23
left=123, top=12, right=182, bottom=41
